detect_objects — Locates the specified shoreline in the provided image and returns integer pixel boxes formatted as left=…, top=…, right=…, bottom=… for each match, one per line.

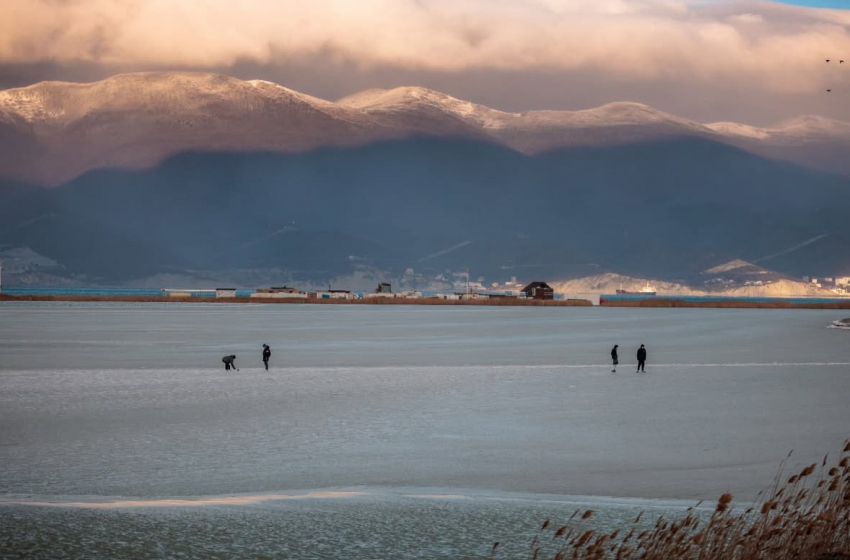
left=601, top=297, right=850, bottom=309
left=0, top=294, right=592, bottom=306
left=0, top=294, right=850, bottom=310
left=3, top=293, right=850, bottom=308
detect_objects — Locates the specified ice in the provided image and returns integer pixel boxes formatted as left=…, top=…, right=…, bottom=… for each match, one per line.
left=1, top=303, right=848, bottom=558
left=1, top=303, right=847, bottom=501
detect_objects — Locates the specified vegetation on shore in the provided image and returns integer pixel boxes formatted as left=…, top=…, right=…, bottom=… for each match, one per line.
left=602, top=298, right=850, bottom=310
left=492, top=441, right=850, bottom=560
left=0, top=294, right=592, bottom=306
left=6, top=294, right=850, bottom=309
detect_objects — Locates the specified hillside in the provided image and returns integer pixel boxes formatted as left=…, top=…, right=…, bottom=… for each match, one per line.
left=550, top=262, right=839, bottom=298
left=1, top=138, right=848, bottom=286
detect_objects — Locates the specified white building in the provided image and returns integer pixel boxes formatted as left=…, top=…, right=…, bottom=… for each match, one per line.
left=314, top=291, right=355, bottom=300
left=251, top=286, right=308, bottom=299
left=251, top=291, right=308, bottom=299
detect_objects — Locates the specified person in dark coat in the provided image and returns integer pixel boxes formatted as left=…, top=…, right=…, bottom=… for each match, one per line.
left=262, top=344, right=271, bottom=371
left=611, top=345, right=619, bottom=372
left=636, top=345, right=647, bottom=372
left=222, top=354, right=237, bottom=371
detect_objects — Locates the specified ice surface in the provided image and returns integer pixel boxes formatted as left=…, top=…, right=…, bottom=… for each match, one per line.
left=1, top=303, right=847, bottom=500
left=0, top=303, right=848, bottom=558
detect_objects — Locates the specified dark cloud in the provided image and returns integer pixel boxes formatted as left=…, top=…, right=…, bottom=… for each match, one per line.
left=1, top=0, right=849, bottom=125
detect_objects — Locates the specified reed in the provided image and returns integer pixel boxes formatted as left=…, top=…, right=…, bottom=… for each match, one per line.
left=491, top=440, right=850, bottom=560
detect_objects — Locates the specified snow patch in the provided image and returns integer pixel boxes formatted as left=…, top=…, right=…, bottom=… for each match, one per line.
left=704, top=260, right=754, bottom=274
left=338, top=86, right=515, bottom=128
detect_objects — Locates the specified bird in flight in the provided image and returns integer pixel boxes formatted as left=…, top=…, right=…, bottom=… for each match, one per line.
left=826, top=59, right=830, bottom=63
left=827, top=89, right=832, bottom=93
left=841, top=60, right=845, bottom=64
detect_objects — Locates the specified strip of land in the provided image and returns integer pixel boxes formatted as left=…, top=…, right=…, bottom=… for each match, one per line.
left=3, top=293, right=850, bottom=308
left=0, top=294, right=592, bottom=306
left=601, top=297, right=850, bottom=309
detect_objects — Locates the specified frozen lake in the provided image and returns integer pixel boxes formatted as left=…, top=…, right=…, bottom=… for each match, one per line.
left=1, top=302, right=848, bottom=558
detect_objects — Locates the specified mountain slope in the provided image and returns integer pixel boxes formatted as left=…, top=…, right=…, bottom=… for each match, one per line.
left=0, top=73, right=392, bottom=185
left=2, top=137, right=848, bottom=284
left=1, top=72, right=849, bottom=185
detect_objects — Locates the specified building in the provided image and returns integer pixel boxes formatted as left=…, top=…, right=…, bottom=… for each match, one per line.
left=522, top=281, right=554, bottom=300
left=262, top=286, right=301, bottom=294
left=459, top=292, right=488, bottom=300
left=376, top=282, right=392, bottom=293
left=251, top=286, right=308, bottom=299
left=313, top=290, right=355, bottom=300
left=215, top=288, right=237, bottom=298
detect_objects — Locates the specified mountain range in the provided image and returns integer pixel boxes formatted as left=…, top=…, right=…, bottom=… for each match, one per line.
left=2, top=72, right=850, bottom=186
left=0, top=72, right=848, bottom=289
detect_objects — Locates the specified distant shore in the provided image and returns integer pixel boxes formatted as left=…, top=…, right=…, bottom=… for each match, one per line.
left=4, top=293, right=850, bottom=309
left=601, top=297, right=850, bottom=309
left=0, top=294, right=592, bottom=306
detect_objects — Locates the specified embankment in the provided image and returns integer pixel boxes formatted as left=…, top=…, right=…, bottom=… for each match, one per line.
left=0, top=294, right=592, bottom=306
left=601, top=298, right=850, bottom=309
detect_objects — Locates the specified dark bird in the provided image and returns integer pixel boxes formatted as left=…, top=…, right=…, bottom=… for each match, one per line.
left=827, top=89, right=832, bottom=92
left=841, top=60, right=845, bottom=64
left=826, top=59, right=830, bottom=63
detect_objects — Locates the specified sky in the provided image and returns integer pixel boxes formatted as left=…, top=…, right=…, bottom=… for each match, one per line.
left=0, top=0, right=848, bottom=125
left=774, top=1, right=849, bottom=7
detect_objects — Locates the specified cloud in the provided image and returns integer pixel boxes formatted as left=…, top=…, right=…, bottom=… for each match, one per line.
left=0, top=0, right=848, bottom=107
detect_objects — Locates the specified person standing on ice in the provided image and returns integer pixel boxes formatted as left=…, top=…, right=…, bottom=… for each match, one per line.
left=636, top=344, right=647, bottom=373
left=611, top=345, right=619, bottom=372
left=262, top=344, right=271, bottom=371
left=222, top=354, right=237, bottom=371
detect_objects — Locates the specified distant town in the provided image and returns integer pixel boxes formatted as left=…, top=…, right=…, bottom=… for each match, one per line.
left=802, top=276, right=850, bottom=296
left=167, top=280, right=567, bottom=303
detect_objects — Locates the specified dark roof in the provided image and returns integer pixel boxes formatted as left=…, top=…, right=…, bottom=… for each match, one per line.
left=522, top=282, right=553, bottom=291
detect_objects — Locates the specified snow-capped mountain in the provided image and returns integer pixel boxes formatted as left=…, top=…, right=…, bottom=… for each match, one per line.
left=706, top=115, right=850, bottom=144
left=1, top=71, right=849, bottom=186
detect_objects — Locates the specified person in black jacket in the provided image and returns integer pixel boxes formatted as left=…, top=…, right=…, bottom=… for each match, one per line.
left=611, top=345, right=619, bottom=372
left=222, top=354, right=237, bottom=371
left=636, top=345, right=647, bottom=372
left=262, top=344, right=271, bottom=371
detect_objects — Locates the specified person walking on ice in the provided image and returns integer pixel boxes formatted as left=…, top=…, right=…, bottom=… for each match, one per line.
left=262, top=344, right=271, bottom=371
left=222, top=354, right=238, bottom=371
left=611, top=344, right=619, bottom=372
left=636, top=344, right=647, bottom=373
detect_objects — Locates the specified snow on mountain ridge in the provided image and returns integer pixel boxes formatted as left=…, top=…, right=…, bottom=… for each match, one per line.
left=704, top=122, right=771, bottom=140
left=338, top=86, right=516, bottom=129
left=705, top=260, right=754, bottom=274
left=1, top=71, right=849, bottom=185
left=2, top=72, right=845, bottom=138
left=706, top=115, right=850, bottom=143
left=520, top=102, right=707, bottom=131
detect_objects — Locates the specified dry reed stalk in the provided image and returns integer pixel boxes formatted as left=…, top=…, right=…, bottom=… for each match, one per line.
left=498, top=439, right=850, bottom=560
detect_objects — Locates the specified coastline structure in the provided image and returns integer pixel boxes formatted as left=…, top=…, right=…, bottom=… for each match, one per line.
left=4, top=292, right=850, bottom=308
left=600, top=297, right=850, bottom=310
left=0, top=294, right=593, bottom=306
